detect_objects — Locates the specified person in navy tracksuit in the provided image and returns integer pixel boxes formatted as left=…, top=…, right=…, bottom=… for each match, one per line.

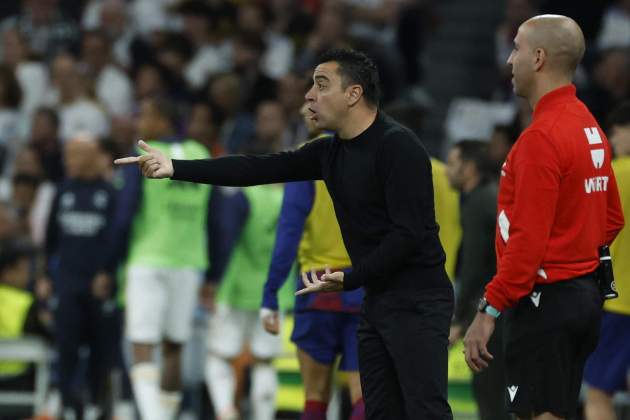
left=45, top=133, right=119, bottom=418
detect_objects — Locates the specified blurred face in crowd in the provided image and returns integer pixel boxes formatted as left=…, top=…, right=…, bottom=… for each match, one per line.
left=25, top=0, right=58, bottom=25
left=135, top=65, right=166, bottom=100
left=610, top=123, right=630, bottom=157
left=30, top=110, right=59, bottom=153
left=0, top=255, right=30, bottom=290
left=63, top=134, right=101, bottom=180
left=233, top=41, right=262, bottom=72
left=446, top=146, right=473, bottom=192
left=0, top=203, right=17, bottom=241
left=210, top=73, right=240, bottom=115
left=305, top=61, right=358, bottom=132
left=255, top=101, right=286, bottom=144
left=110, top=115, right=136, bottom=155
left=52, top=53, right=79, bottom=102
left=187, top=103, right=215, bottom=146
left=505, top=0, right=535, bottom=26
left=182, top=14, right=211, bottom=45
left=136, top=100, right=172, bottom=141
left=279, top=73, right=309, bottom=116
left=82, top=33, right=109, bottom=72
left=594, top=50, right=630, bottom=98
left=2, top=29, right=28, bottom=67
left=238, top=4, right=265, bottom=34
left=101, top=0, right=127, bottom=38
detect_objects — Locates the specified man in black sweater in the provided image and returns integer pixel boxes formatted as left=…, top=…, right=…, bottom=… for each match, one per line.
left=116, top=48, right=454, bottom=420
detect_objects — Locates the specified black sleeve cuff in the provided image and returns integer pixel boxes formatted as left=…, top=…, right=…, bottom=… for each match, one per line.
left=343, top=271, right=362, bottom=291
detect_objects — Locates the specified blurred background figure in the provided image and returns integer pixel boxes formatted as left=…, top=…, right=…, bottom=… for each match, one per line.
left=205, top=101, right=291, bottom=420
left=44, top=132, right=119, bottom=420
left=445, top=140, right=508, bottom=420
left=117, top=97, right=217, bottom=420
left=583, top=101, right=630, bottom=420
left=261, top=102, right=365, bottom=420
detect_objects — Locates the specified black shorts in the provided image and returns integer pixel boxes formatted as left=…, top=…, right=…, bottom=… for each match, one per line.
left=504, top=275, right=602, bottom=418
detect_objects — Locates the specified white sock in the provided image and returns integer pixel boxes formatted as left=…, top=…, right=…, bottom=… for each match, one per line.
left=160, top=390, right=182, bottom=420
left=251, top=363, right=278, bottom=420
left=84, top=405, right=102, bottom=420
left=130, top=362, right=162, bottom=420
left=205, top=354, right=237, bottom=419
left=113, top=400, right=136, bottom=420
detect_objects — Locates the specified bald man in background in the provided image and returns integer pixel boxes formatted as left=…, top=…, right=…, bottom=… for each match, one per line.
left=463, top=15, right=625, bottom=420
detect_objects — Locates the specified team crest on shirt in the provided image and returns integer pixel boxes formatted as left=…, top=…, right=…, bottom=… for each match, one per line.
left=60, top=192, right=75, bottom=209
left=93, top=190, right=108, bottom=209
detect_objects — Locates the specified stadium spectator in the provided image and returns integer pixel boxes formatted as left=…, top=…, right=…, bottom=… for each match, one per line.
left=44, top=133, right=119, bottom=419
left=446, top=140, right=508, bottom=420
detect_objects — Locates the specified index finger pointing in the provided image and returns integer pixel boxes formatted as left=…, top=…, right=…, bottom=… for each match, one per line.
left=114, top=156, right=140, bottom=165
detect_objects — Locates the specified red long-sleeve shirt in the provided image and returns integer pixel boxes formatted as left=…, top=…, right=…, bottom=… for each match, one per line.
left=485, top=85, right=625, bottom=311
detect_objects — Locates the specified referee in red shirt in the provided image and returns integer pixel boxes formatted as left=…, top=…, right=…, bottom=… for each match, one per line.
left=463, top=15, right=625, bottom=420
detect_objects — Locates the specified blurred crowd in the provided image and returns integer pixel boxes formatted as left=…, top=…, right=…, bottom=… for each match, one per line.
left=0, top=0, right=628, bottom=419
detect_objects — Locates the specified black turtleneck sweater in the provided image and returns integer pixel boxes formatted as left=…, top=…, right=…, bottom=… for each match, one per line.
left=172, top=112, right=450, bottom=294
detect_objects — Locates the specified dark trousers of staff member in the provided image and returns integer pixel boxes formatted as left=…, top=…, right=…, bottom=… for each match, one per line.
left=357, top=275, right=454, bottom=420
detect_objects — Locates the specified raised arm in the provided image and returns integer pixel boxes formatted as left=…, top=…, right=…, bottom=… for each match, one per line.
left=115, top=139, right=329, bottom=186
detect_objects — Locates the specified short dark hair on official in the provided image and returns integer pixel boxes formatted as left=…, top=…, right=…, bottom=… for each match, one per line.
left=317, top=48, right=380, bottom=107
left=454, top=140, right=489, bottom=174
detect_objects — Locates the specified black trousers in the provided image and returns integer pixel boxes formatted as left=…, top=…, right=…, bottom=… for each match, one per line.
left=358, top=287, right=454, bottom=420
left=54, top=286, right=119, bottom=411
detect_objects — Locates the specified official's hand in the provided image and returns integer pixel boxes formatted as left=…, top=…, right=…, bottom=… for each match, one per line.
left=92, top=272, right=112, bottom=300
left=463, top=312, right=496, bottom=373
left=260, top=308, right=280, bottom=335
left=114, top=140, right=174, bottom=178
left=295, top=266, right=343, bottom=296
left=449, top=324, right=463, bottom=348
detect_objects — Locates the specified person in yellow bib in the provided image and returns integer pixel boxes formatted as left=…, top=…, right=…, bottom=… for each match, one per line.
left=0, top=240, right=51, bottom=406
left=261, top=103, right=365, bottom=420
left=584, top=102, right=630, bottom=420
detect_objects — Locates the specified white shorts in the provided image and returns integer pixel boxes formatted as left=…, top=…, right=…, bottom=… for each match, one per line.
left=208, top=304, right=282, bottom=360
left=126, top=265, right=202, bottom=344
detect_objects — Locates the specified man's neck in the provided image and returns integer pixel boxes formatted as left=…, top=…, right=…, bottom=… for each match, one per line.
left=528, top=75, right=572, bottom=110
left=337, top=107, right=378, bottom=140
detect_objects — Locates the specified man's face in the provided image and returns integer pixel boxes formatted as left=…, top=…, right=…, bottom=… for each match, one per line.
left=304, top=61, right=350, bottom=132
left=1, top=256, right=30, bottom=290
left=63, top=138, right=100, bottom=179
left=255, top=102, right=286, bottom=143
left=610, top=123, right=630, bottom=157
left=188, top=104, right=215, bottom=143
left=136, top=101, right=169, bottom=140
left=446, top=147, right=466, bottom=191
left=507, top=25, right=536, bottom=98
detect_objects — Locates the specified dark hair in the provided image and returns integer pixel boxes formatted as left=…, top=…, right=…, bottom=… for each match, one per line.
left=145, top=96, right=180, bottom=128
left=317, top=48, right=380, bottom=107
left=493, top=122, right=520, bottom=146
left=607, top=101, right=630, bottom=129
left=0, top=239, right=35, bottom=275
left=0, top=65, right=22, bottom=108
left=34, top=106, right=60, bottom=129
left=453, top=140, right=490, bottom=175
left=234, top=31, right=267, bottom=55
